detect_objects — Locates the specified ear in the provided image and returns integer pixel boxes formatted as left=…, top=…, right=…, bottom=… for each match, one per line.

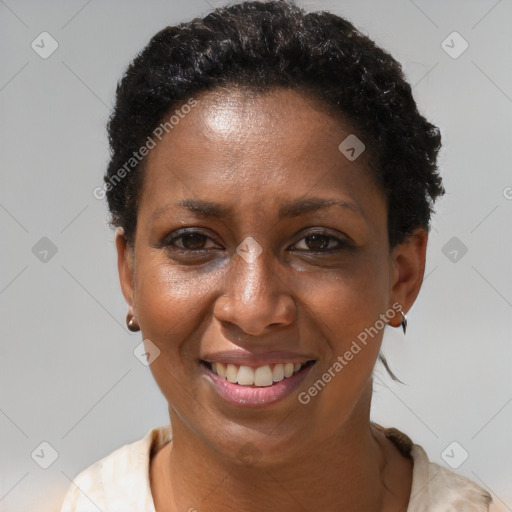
left=115, top=228, right=136, bottom=313
left=388, top=228, right=428, bottom=327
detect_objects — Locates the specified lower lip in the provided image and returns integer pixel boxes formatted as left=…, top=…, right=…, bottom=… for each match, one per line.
left=201, top=363, right=315, bottom=408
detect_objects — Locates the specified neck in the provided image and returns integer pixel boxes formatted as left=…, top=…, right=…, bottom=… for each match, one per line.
left=158, top=383, right=390, bottom=512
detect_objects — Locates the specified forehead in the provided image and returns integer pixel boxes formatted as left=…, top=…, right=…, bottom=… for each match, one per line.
left=140, top=87, right=382, bottom=219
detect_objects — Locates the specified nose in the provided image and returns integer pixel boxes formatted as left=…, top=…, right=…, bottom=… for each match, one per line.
left=213, top=241, right=296, bottom=337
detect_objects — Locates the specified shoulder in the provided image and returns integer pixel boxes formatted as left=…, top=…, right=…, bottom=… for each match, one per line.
left=408, top=443, right=493, bottom=511
left=60, top=425, right=172, bottom=512
left=373, top=423, right=493, bottom=511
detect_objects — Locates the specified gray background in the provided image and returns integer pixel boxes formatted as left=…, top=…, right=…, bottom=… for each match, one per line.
left=1, top=0, right=511, bottom=511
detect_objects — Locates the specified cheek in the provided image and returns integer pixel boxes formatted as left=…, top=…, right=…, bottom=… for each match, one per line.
left=302, top=252, right=390, bottom=347
left=292, top=256, right=390, bottom=433
left=133, top=259, right=228, bottom=405
left=298, top=253, right=390, bottom=411
left=134, top=259, right=225, bottom=345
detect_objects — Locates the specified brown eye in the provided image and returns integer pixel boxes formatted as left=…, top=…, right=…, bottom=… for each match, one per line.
left=303, top=234, right=331, bottom=251
left=174, top=232, right=209, bottom=250
left=164, top=230, right=219, bottom=252
left=292, top=231, right=348, bottom=253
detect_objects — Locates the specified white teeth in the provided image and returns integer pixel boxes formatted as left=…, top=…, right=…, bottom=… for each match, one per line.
left=226, top=364, right=238, bottom=383
left=237, top=366, right=254, bottom=385
left=209, top=361, right=308, bottom=386
left=284, top=362, right=294, bottom=378
left=215, top=362, right=226, bottom=378
left=272, top=363, right=284, bottom=382
left=254, top=365, right=273, bottom=387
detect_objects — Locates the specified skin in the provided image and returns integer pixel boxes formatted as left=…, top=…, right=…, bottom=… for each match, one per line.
left=116, top=88, right=427, bottom=511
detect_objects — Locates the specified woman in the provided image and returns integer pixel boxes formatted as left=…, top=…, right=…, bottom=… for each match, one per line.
left=61, top=1, right=493, bottom=510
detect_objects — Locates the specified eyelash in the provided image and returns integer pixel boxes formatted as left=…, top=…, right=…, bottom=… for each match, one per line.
left=163, top=229, right=352, bottom=254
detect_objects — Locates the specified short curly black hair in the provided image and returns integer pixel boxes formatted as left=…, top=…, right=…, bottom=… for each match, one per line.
left=104, top=0, right=444, bottom=248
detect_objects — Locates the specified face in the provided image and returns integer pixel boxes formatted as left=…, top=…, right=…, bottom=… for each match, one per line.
left=117, top=88, right=426, bottom=463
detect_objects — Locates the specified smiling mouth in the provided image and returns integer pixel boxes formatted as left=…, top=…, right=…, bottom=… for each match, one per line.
left=200, top=360, right=316, bottom=387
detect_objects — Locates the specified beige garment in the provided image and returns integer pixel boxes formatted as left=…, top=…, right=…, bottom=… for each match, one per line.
left=60, top=424, right=493, bottom=512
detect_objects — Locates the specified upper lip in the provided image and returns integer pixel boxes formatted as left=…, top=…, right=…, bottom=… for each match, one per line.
left=200, top=350, right=316, bottom=366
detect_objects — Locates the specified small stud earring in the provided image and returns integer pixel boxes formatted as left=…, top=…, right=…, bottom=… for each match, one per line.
left=400, top=310, right=407, bottom=335
left=126, top=314, right=140, bottom=332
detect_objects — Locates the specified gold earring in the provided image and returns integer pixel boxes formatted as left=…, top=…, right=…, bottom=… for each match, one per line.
left=126, top=313, right=140, bottom=332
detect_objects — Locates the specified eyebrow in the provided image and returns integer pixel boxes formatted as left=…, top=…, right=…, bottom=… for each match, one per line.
left=152, top=197, right=363, bottom=221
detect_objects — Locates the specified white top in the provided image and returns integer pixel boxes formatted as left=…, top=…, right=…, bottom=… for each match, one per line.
left=60, top=424, right=493, bottom=511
